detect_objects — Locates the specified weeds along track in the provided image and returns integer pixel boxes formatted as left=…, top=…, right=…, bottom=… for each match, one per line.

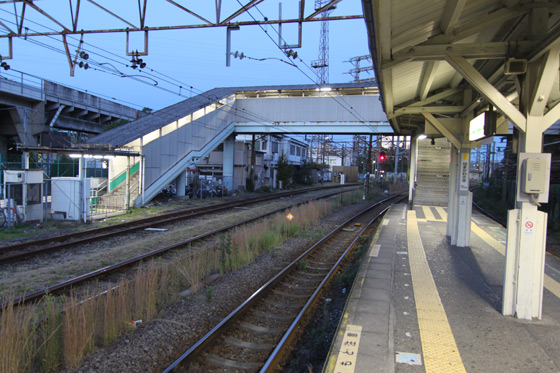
left=0, top=184, right=358, bottom=264
left=1, top=186, right=362, bottom=307
left=164, top=195, right=403, bottom=372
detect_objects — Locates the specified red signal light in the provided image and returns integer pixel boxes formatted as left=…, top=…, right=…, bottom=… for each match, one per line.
left=379, top=151, right=386, bottom=162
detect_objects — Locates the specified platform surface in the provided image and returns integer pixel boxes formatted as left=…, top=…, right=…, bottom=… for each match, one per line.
left=324, top=203, right=560, bottom=372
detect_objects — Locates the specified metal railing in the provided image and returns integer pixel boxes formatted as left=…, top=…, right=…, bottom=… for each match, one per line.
left=89, top=193, right=127, bottom=219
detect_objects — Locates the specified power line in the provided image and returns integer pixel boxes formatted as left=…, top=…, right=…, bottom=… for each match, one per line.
left=236, top=1, right=379, bottom=131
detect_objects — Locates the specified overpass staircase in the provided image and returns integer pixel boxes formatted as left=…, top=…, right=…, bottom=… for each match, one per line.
left=414, top=138, right=451, bottom=206
left=91, top=166, right=141, bottom=218
left=88, top=89, right=238, bottom=208
left=135, top=122, right=235, bottom=207
left=87, top=83, right=385, bottom=207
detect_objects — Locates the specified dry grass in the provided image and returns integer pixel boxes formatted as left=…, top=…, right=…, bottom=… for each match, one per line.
left=133, top=262, right=159, bottom=321
left=37, top=293, right=62, bottom=371
left=0, top=189, right=365, bottom=372
left=0, top=299, right=36, bottom=373
left=173, top=249, right=203, bottom=292
left=103, top=281, right=131, bottom=344
left=62, top=291, right=97, bottom=369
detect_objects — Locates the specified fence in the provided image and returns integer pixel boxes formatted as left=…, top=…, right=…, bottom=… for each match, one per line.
left=89, top=192, right=127, bottom=219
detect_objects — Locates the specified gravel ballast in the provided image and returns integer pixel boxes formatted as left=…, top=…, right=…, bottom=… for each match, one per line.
left=70, top=200, right=373, bottom=373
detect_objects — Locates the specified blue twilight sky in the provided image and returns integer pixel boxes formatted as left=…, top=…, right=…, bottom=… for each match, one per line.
left=0, top=1, right=371, bottom=111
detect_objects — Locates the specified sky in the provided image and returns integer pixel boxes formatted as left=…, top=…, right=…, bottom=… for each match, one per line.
left=0, top=1, right=372, bottom=111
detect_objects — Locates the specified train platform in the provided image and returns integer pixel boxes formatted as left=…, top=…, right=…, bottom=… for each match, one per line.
left=324, top=202, right=560, bottom=372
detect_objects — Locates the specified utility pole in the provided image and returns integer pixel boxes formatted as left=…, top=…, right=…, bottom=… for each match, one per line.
left=376, top=135, right=382, bottom=179
left=366, top=134, right=372, bottom=197
left=250, top=134, right=256, bottom=191
left=394, top=136, right=400, bottom=183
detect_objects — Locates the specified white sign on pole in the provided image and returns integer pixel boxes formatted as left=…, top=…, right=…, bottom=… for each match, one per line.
left=459, top=153, right=469, bottom=191
left=523, top=220, right=535, bottom=236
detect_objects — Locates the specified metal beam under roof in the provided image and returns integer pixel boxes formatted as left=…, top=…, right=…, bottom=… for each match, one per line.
left=362, top=0, right=560, bottom=137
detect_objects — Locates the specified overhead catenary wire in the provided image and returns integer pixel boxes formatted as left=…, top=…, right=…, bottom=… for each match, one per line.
left=0, top=14, right=278, bottom=126
left=0, top=7, right=379, bottom=148
left=0, top=11, right=201, bottom=101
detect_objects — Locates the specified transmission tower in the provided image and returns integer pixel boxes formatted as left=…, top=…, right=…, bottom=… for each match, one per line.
left=344, top=55, right=375, bottom=83
left=311, top=0, right=333, bottom=84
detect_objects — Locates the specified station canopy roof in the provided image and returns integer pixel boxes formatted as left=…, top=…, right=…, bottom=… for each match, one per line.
left=363, top=0, right=560, bottom=137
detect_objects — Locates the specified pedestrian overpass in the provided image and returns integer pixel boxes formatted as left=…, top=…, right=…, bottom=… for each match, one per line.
left=87, top=82, right=391, bottom=207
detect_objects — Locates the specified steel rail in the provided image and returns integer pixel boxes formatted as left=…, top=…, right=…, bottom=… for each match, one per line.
left=0, top=184, right=358, bottom=263
left=3, top=187, right=359, bottom=308
left=163, top=195, right=404, bottom=372
left=472, top=195, right=560, bottom=259
left=471, top=199, right=506, bottom=227
left=261, top=197, right=404, bottom=371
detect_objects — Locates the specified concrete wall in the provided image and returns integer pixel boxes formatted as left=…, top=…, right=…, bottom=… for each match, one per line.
left=44, top=82, right=138, bottom=120
left=234, top=95, right=385, bottom=123
left=140, top=105, right=235, bottom=188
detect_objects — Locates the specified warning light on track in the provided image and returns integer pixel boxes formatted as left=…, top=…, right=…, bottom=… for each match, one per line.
left=286, top=213, right=294, bottom=221
left=379, top=151, right=386, bottom=162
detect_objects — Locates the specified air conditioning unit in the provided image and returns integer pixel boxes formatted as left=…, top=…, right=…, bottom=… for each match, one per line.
left=4, top=170, right=25, bottom=183
left=505, top=58, right=527, bottom=75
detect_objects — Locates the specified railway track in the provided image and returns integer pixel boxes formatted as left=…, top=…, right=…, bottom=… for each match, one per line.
left=0, top=184, right=358, bottom=264
left=3, top=185, right=361, bottom=307
left=472, top=199, right=560, bottom=259
left=164, top=195, right=404, bottom=372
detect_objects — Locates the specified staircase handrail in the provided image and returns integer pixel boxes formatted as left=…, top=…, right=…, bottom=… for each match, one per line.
left=108, top=161, right=140, bottom=191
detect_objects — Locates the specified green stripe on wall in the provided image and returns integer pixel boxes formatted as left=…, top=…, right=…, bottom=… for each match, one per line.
left=109, top=162, right=140, bottom=190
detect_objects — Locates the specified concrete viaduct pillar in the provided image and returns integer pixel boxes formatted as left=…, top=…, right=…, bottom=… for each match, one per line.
left=175, top=169, right=186, bottom=197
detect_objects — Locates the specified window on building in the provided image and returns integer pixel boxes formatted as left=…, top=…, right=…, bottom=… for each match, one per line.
left=27, top=184, right=41, bottom=205
left=261, top=140, right=267, bottom=151
left=272, top=141, right=279, bottom=153
left=290, top=144, right=296, bottom=155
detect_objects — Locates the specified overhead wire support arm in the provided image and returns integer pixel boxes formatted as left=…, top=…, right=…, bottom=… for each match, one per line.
left=138, top=0, right=147, bottom=29
left=69, top=0, right=81, bottom=33
left=166, top=0, right=214, bottom=25
left=220, top=0, right=264, bottom=25
left=87, top=0, right=138, bottom=29
left=126, top=30, right=149, bottom=56
left=23, top=0, right=70, bottom=32
left=62, top=32, right=84, bottom=77
left=305, top=0, right=342, bottom=20
left=0, top=1, right=363, bottom=39
left=14, top=0, right=25, bottom=34
left=278, top=1, right=303, bottom=49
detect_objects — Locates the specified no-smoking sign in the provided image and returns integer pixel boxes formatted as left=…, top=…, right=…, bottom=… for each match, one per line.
left=524, top=220, right=535, bottom=236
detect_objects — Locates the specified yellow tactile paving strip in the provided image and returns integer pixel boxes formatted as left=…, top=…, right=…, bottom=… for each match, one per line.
left=407, top=210, right=466, bottom=372
left=471, top=222, right=560, bottom=300
left=435, top=207, right=447, bottom=221
left=416, top=205, right=446, bottom=222
left=422, top=206, right=436, bottom=221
